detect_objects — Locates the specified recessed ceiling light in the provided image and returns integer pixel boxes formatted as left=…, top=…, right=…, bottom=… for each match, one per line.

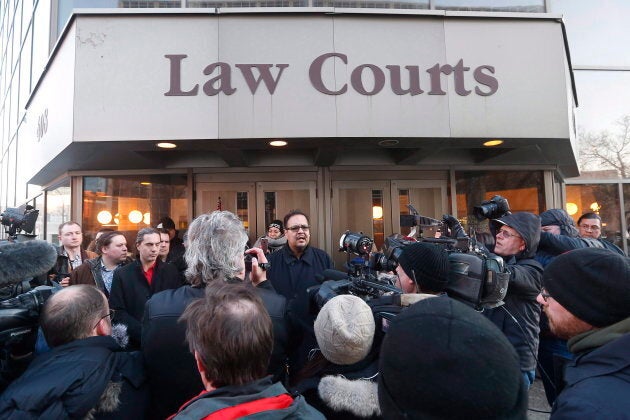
left=269, top=140, right=287, bottom=147
left=157, top=142, right=177, bottom=149
left=483, top=139, right=504, bottom=147
left=140, top=182, right=152, bottom=186
left=378, top=139, right=400, bottom=147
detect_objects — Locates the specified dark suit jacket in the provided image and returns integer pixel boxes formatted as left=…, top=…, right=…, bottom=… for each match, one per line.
left=109, top=259, right=183, bottom=349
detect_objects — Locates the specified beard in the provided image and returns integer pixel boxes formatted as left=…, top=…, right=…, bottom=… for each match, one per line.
left=546, top=310, right=593, bottom=340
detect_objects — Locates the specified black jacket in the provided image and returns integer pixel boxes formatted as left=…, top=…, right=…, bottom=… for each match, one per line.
left=141, top=281, right=289, bottom=420
left=485, top=212, right=544, bottom=371
left=109, top=259, right=183, bottom=348
left=293, top=355, right=381, bottom=419
left=539, top=231, right=625, bottom=256
left=0, top=336, right=148, bottom=419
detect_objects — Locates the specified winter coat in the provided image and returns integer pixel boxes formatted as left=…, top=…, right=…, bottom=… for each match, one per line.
left=268, top=245, right=334, bottom=374
left=171, top=377, right=324, bottom=419
left=0, top=335, right=148, bottom=419
left=293, top=356, right=381, bottom=419
left=69, top=256, right=130, bottom=298
left=109, top=259, right=183, bottom=349
left=142, top=281, right=289, bottom=420
left=539, top=231, right=625, bottom=256
left=485, top=212, right=544, bottom=372
left=48, top=246, right=97, bottom=280
left=551, top=319, right=630, bottom=419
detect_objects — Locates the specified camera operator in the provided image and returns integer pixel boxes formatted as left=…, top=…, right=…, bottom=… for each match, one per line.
left=48, top=221, right=97, bottom=287
left=0, top=285, right=148, bottom=418
left=445, top=212, right=543, bottom=388
left=395, top=242, right=449, bottom=295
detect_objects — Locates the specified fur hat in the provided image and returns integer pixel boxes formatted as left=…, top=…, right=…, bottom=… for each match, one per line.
left=315, top=295, right=375, bottom=365
left=544, top=248, right=630, bottom=327
left=397, top=242, right=449, bottom=293
left=378, top=297, right=527, bottom=419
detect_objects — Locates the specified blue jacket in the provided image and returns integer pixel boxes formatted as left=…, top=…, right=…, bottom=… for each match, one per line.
left=552, top=333, right=630, bottom=419
left=539, top=231, right=625, bottom=256
left=0, top=336, right=147, bottom=419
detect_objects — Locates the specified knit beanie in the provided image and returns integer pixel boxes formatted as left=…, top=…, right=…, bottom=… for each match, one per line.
left=314, top=295, right=375, bottom=365
left=397, top=242, right=449, bottom=293
left=378, top=296, right=527, bottom=420
left=543, top=248, right=630, bottom=327
left=268, top=219, right=284, bottom=233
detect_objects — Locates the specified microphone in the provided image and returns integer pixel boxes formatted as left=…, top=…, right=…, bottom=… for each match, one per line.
left=0, top=240, right=57, bottom=287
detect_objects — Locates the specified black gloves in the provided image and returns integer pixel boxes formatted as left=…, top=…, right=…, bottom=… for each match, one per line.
left=442, top=214, right=467, bottom=238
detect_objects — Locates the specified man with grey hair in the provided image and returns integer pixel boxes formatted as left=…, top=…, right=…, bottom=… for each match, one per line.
left=142, top=211, right=288, bottom=420
left=109, top=227, right=183, bottom=349
left=0, top=285, right=148, bottom=418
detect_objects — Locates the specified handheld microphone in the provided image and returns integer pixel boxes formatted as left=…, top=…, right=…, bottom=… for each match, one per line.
left=0, top=240, right=57, bottom=287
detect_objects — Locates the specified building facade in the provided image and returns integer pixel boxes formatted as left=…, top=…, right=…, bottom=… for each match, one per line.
left=1, top=0, right=627, bottom=258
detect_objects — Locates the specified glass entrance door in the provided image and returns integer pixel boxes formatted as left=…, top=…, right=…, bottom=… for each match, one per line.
left=195, top=182, right=257, bottom=242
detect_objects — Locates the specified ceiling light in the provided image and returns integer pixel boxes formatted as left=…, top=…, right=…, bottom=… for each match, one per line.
left=157, top=142, right=177, bottom=149
left=140, top=182, right=152, bottom=186
left=378, top=139, right=399, bottom=147
left=129, top=210, right=143, bottom=224
left=269, top=140, right=287, bottom=147
left=483, top=139, right=504, bottom=147
left=97, top=210, right=113, bottom=225
left=566, top=202, right=578, bottom=216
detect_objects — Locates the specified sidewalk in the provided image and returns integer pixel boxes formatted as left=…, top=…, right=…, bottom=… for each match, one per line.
left=528, top=378, right=551, bottom=420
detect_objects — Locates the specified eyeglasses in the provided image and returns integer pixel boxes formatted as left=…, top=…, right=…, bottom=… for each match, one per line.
left=540, top=288, right=551, bottom=303
left=287, top=225, right=310, bottom=232
left=579, top=224, right=600, bottom=231
left=93, top=309, right=115, bottom=329
left=496, top=229, right=521, bottom=240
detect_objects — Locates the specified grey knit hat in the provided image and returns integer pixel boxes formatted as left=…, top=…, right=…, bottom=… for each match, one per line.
left=314, top=295, right=375, bottom=365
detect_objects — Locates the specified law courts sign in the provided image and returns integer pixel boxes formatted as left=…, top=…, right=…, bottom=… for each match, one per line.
left=30, top=10, right=574, bottom=143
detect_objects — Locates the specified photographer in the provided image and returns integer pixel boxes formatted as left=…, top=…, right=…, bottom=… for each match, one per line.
left=486, top=213, right=543, bottom=387
left=49, top=221, right=97, bottom=287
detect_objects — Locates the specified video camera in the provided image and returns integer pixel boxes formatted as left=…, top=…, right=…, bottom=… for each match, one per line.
left=311, top=199, right=511, bottom=312
left=1, top=206, right=39, bottom=241
left=0, top=238, right=58, bottom=388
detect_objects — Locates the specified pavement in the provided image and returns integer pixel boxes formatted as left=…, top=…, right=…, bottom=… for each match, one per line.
left=528, top=378, right=551, bottom=420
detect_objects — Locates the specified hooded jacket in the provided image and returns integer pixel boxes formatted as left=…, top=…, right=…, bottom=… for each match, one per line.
left=485, top=212, right=544, bottom=372
left=0, top=335, right=148, bottom=419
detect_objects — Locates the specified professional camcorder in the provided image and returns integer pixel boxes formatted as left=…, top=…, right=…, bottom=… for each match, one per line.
left=0, top=238, right=58, bottom=388
left=1, top=206, right=39, bottom=241
left=311, top=200, right=511, bottom=313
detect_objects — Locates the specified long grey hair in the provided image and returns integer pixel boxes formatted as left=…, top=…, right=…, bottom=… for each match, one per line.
left=184, top=211, right=248, bottom=286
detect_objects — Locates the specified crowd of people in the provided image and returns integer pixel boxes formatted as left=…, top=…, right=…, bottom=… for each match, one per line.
left=0, top=208, right=628, bottom=419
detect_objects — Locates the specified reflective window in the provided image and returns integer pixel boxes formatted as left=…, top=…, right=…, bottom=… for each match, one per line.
left=455, top=171, right=545, bottom=233
left=571, top=71, right=630, bottom=180
left=45, top=182, right=71, bottom=245
left=566, top=183, right=623, bottom=248
left=82, top=175, right=188, bottom=253
left=435, top=0, right=544, bottom=12
left=548, top=0, right=630, bottom=67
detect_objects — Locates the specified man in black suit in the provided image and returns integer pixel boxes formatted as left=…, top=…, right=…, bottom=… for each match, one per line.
left=109, top=227, right=182, bottom=349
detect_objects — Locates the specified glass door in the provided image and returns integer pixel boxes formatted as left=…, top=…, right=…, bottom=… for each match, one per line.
left=195, top=182, right=257, bottom=243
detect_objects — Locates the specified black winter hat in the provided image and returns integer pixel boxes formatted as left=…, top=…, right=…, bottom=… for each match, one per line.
left=397, top=242, right=449, bottom=293
left=543, top=248, right=630, bottom=327
left=378, top=297, right=527, bottom=420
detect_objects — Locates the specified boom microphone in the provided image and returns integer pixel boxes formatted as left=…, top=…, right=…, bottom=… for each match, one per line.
left=0, top=240, right=57, bottom=287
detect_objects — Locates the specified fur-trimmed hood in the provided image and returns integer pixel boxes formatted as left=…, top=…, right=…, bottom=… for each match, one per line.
left=318, top=375, right=381, bottom=418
